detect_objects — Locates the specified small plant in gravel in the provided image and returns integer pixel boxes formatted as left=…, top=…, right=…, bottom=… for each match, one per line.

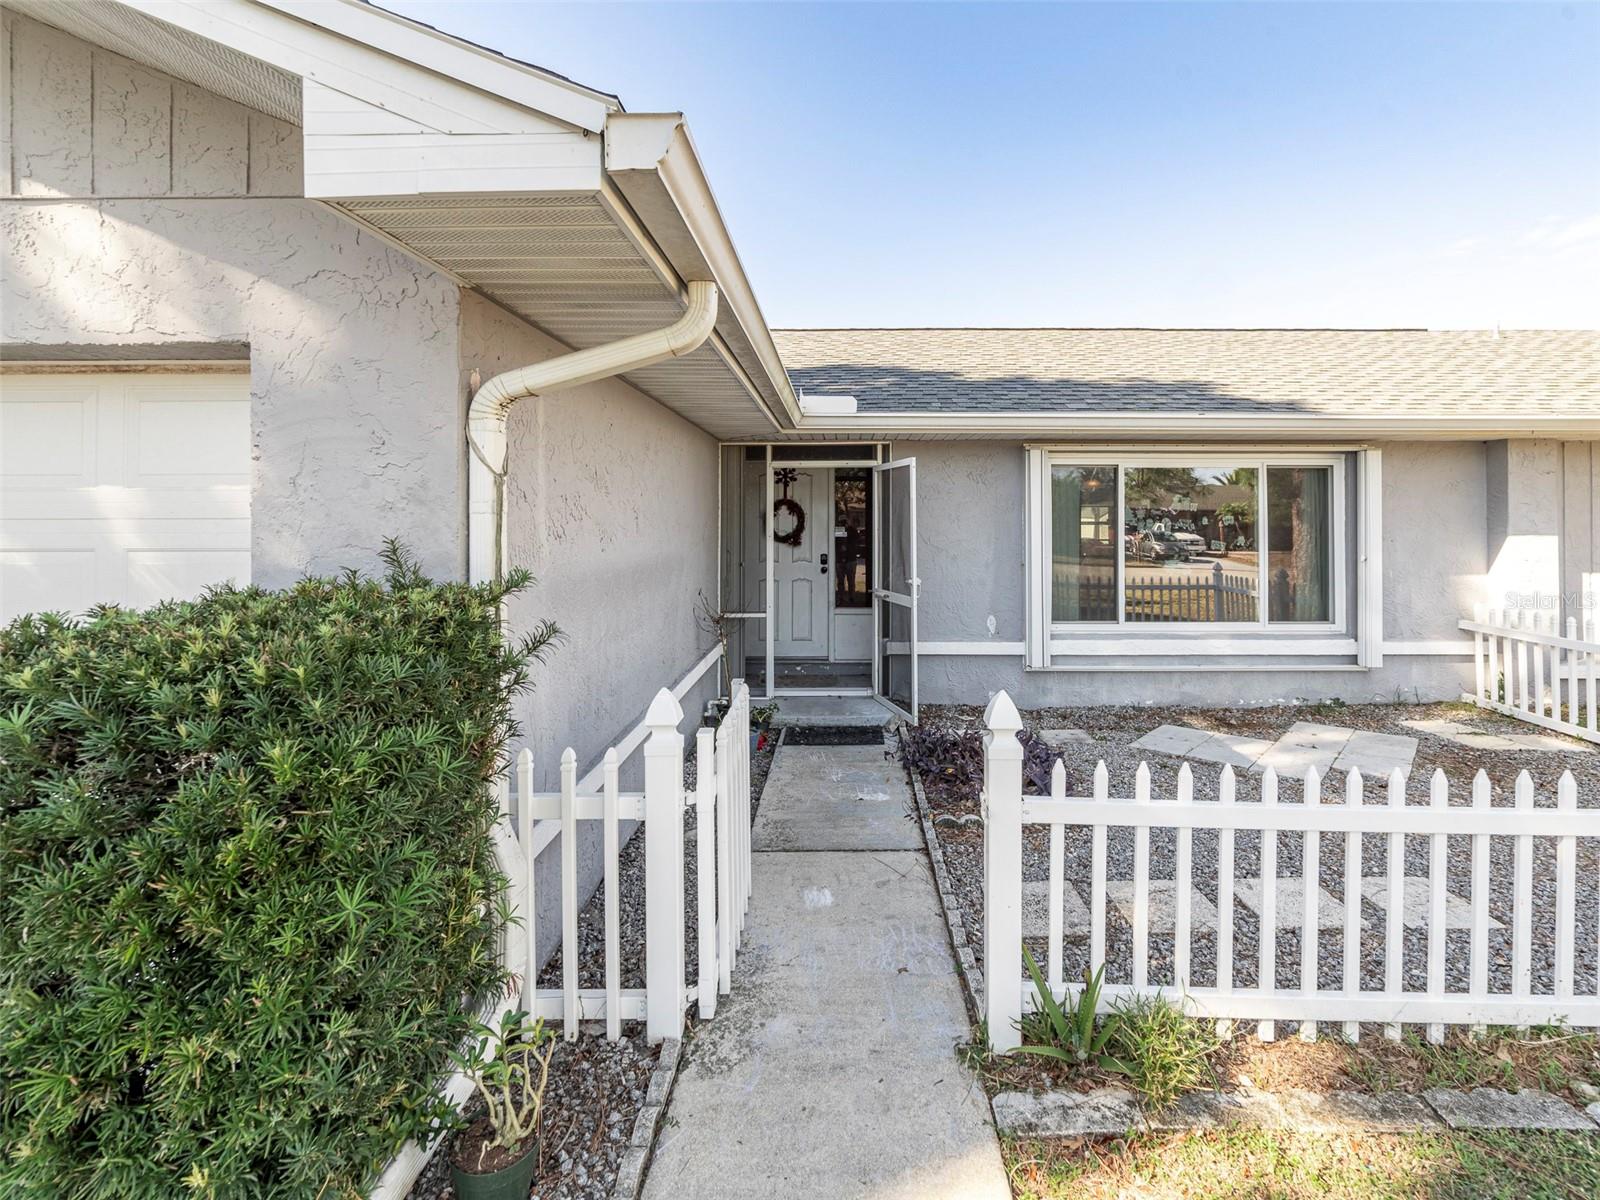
left=1102, top=994, right=1223, bottom=1110
left=448, top=1012, right=556, bottom=1191
left=1016, top=949, right=1133, bottom=1077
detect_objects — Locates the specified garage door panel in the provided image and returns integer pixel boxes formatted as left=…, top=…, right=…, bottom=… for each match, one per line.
left=1, top=373, right=250, bottom=622
left=0, top=388, right=98, bottom=486
left=127, top=549, right=251, bottom=608
left=1, top=550, right=98, bottom=617
left=128, top=388, right=251, bottom=484
left=1, top=490, right=251, bottom=521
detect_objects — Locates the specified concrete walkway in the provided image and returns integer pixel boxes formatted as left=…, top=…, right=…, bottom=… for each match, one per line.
left=642, top=740, right=1009, bottom=1200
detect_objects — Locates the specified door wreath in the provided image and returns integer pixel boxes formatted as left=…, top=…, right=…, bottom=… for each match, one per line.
left=771, top=468, right=807, bottom=547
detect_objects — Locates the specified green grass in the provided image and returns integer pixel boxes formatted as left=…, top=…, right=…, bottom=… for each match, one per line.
left=1005, top=1129, right=1600, bottom=1200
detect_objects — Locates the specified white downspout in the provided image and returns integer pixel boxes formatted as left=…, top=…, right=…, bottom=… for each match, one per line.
left=466, top=279, right=719, bottom=583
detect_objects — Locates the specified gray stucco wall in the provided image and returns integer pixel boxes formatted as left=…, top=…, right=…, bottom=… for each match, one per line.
left=460, top=292, right=721, bottom=966
left=900, top=438, right=1573, bottom=707
left=1, top=14, right=463, bottom=584
left=460, top=292, right=721, bottom=779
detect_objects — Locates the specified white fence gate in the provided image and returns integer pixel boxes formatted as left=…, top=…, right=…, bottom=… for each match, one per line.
left=1462, top=608, right=1600, bottom=744
left=980, top=690, right=1600, bottom=1053
left=373, top=680, right=753, bottom=1198
left=500, top=680, right=754, bottom=1042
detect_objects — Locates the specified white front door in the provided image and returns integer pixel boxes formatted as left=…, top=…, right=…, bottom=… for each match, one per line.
left=771, top=467, right=830, bottom=658
left=1, top=373, right=251, bottom=621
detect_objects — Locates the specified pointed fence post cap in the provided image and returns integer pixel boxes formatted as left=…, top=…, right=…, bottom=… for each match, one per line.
left=984, top=689, right=1022, bottom=735
left=645, top=686, right=683, bottom=730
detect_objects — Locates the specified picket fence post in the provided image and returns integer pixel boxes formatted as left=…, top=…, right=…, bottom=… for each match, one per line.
left=695, top=725, right=718, bottom=1020
left=983, top=690, right=1024, bottom=1052
left=644, top=687, right=686, bottom=1043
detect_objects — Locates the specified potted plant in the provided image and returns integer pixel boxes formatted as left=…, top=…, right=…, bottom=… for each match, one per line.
left=447, top=1011, right=556, bottom=1200
left=751, top=700, right=779, bottom=752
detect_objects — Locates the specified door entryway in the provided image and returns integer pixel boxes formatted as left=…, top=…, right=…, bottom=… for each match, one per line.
left=723, top=445, right=917, bottom=717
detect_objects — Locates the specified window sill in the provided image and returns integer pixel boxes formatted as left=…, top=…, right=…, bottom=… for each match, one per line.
left=1046, top=636, right=1357, bottom=657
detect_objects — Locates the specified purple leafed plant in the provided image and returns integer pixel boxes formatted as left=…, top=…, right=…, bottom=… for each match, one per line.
left=899, top=724, right=1070, bottom=796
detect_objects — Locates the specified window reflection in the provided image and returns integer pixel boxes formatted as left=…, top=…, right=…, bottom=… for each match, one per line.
left=1123, top=466, right=1259, bottom=623
left=833, top=468, right=871, bottom=609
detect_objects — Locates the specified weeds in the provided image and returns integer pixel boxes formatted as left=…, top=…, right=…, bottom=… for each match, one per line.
left=1103, top=994, right=1222, bottom=1109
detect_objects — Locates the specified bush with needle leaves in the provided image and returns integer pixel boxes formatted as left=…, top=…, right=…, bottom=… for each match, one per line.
left=0, top=542, right=558, bottom=1199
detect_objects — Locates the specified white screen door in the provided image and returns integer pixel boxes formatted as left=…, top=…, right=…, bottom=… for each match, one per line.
left=873, top=457, right=918, bottom=720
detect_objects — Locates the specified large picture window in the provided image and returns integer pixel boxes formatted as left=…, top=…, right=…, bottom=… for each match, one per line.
left=1047, top=455, right=1342, bottom=629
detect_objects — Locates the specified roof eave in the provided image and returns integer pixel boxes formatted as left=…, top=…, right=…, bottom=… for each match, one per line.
left=789, top=411, right=1600, bottom=440
left=605, top=113, right=799, bottom=429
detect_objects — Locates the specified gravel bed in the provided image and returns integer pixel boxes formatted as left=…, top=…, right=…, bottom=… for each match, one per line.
left=912, top=701, right=1600, bottom=1003
left=406, top=1034, right=658, bottom=1200
left=536, top=731, right=778, bottom=992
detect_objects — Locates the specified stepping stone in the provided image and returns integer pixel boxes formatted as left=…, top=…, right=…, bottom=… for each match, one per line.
left=1401, top=718, right=1592, bottom=755
left=1332, top=730, right=1418, bottom=778
left=1131, top=724, right=1212, bottom=756
left=1454, top=731, right=1525, bottom=751
left=1251, top=722, right=1352, bottom=779
left=1358, top=876, right=1502, bottom=930
left=1402, top=718, right=1474, bottom=738
left=1187, top=731, right=1275, bottom=768
left=1506, top=732, right=1594, bottom=754
left=1235, top=877, right=1358, bottom=930
left=1036, top=727, right=1094, bottom=747
left=1106, top=880, right=1219, bottom=933
left=1021, top=880, right=1091, bottom=939
left=1424, top=1087, right=1597, bottom=1131
left=992, top=1088, right=1145, bottom=1137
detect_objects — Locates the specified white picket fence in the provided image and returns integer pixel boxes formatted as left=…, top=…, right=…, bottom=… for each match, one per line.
left=1462, top=608, right=1600, bottom=744
left=980, top=690, right=1600, bottom=1053
left=498, top=680, right=754, bottom=1042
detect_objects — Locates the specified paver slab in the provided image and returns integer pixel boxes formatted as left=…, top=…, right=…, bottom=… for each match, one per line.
left=1022, top=879, right=1092, bottom=938
left=1038, top=728, right=1094, bottom=746
left=1106, top=880, right=1220, bottom=933
left=1424, top=1087, right=1597, bottom=1131
left=1131, top=724, right=1213, bottom=756
left=1187, top=732, right=1275, bottom=768
left=1235, top=877, right=1358, bottom=930
left=1358, top=876, right=1502, bottom=930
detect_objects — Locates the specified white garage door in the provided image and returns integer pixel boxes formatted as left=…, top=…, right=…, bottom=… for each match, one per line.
left=1, top=372, right=251, bottom=622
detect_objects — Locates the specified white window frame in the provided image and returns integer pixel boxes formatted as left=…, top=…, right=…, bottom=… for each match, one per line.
left=1026, top=446, right=1362, bottom=665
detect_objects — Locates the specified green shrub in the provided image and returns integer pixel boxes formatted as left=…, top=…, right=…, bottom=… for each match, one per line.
left=0, top=543, right=556, bottom=1199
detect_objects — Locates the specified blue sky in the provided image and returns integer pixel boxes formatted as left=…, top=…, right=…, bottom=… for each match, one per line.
left=382, top=1, right=1599, bottom=329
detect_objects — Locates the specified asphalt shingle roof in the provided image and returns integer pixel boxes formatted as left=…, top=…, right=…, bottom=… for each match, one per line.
left=770, top=328, right=1600, bottom=417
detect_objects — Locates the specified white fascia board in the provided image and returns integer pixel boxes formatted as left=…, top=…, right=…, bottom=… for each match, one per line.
left=257, top=0, right=617, bottom=131
left=791, top=411, right=1600, bottom=439
left=797, top=393, right=858, bottom=417
left=606, top=113, right=801, bottom=427
left=121, top=0, right=602, bottom=134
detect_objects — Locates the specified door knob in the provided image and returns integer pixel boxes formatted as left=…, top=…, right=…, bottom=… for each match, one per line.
left=819, top=553, right=828, bottom=575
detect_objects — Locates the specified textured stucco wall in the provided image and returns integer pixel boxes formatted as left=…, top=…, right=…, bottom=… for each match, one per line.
left=3, top=13, right=302, bottom=198
left=460, top=293, right=720, bottom=965
left=901, top=439, right=1524, bottom=707
left=1, top=16, right=463, bottom=584
left=1486, top=439, right=1599, bottom=623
